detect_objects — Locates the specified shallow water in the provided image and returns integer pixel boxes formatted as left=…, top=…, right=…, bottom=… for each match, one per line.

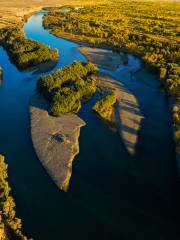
left=0, top=11, right=178, bottom=240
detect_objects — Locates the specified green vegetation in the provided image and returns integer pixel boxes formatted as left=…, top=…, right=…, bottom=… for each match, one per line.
left=43, top=1, right=180, bottom=143
left=0, top=27, right=58, bottom=70
left=0, top=155, right=29, bottom=240
left=175, top=130, right=180, bottom=146
left=37, top=61, right=97, bottom=116
left=93, top=92, right=116, bottom=121
left=172, top=105, right=180, bottom=125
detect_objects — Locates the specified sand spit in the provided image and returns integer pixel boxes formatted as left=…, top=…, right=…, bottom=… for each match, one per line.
left=79, top=47, right=128, bottom=71
left=30, top=94, right=85, bottom=191
left=96, top=73, right=143, bottom=155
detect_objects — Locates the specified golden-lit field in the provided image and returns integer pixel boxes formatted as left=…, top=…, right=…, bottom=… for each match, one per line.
left=0, top=0, right=108, bottom=28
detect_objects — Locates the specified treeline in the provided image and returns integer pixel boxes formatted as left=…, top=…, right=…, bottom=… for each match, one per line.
left=0, top=27, right=58, bottom=70
left=0, top=155, right=30, bottom=240
left=43, top=1, right=180, bottom=142
left=37, top=61, right=97, bottom=116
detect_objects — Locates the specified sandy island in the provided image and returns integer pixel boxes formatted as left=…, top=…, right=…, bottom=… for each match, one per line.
left=96, top=73, right=143, bottom=155
left=79, top=47, right=128, bottom=71
left=30, top=94, right=85, bottom=191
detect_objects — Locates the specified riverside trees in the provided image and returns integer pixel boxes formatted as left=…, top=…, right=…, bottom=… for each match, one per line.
left=0, top=27, right=58, bottom=70
left=43, top=2, right=179, bottom=101
left=37, top=61, right=97, bottom=116
left=0, top=155, right=29, bottom=240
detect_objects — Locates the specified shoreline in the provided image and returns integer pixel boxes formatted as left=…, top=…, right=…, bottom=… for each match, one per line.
left=47, top=30, right=156, bottom=71
left=30, top=94, right=86, bottom=192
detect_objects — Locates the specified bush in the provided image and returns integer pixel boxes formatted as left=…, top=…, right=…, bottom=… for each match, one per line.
left=93, top=92, right=116, bottom=112
left=93, top=92, right=117, bottom=120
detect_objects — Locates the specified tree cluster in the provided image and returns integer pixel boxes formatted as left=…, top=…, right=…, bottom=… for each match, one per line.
left=93, top=92, right=117, bottom=120
left=0, top=27, right=59, bottom=70
left=37, top=61, right=97, bottom=116
left=43, top=1, right=180, bottom=136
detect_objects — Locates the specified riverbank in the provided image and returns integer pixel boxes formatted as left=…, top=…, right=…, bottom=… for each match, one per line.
left=169, top=97, right=180, bottom=176
left=30, top=94, right=86, bottom=191
left=0, top=155, right=29, bottom=239
left=49, top=31, right=121, bottom=52
left=0, top=66, right=2, bottom=84
left=96, top=73, right=142, bottom=155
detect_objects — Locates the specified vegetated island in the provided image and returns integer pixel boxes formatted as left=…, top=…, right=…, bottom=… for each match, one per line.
left=43, top=2, right=180, bottom=168
left=31, top=61, right=97, bottom=191
left=0, top=26, right=59, bottom=70
left=0, top=155, right=30, bottom=240
left=94, top=73, right=142, bottom=155
left=93, top=91, right=117, bottom=126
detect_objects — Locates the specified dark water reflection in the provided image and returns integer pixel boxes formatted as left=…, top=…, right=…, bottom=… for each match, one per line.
left=0, top=11, right=178, bottom=240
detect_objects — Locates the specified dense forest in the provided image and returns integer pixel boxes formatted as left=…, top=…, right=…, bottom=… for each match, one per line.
left=0, top=27, right=58, bottom=70
left=43, top=1, right=180, bottom=143
left=0, top=155, right=29, bottom=240
left=37, top=61, right=97, bottom=116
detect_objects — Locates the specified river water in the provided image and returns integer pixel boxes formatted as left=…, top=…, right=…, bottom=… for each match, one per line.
left=0, top=11, right=178, bottom=240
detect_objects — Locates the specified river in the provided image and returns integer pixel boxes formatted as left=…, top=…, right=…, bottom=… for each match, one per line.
left=0, top=11, right=178, bottom=240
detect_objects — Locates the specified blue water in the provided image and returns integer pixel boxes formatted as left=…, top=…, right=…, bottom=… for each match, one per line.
left=0, top=11, right=178, bottom=240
